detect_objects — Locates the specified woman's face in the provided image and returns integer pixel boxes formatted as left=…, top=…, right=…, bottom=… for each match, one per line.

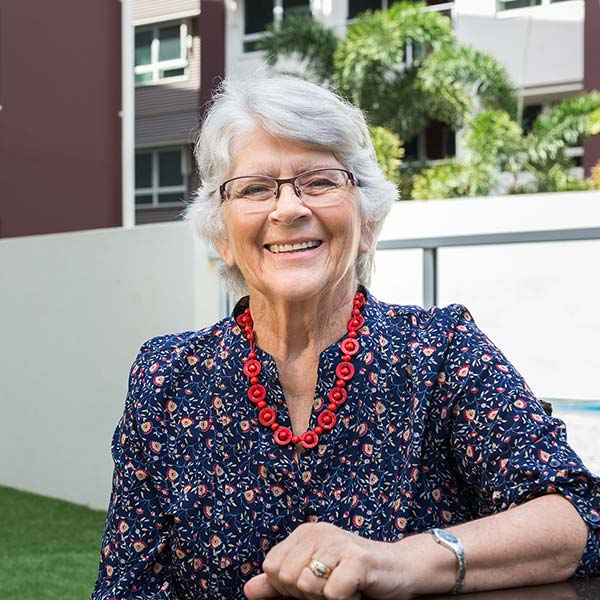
left=216, top=127, right=372, bottom=304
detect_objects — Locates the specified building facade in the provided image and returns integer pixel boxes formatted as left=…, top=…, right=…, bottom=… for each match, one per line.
left=0, top=0, right=122, bottom=238
left=225, top=0, right=594, bottom=171
left=133, top=0, right=225, bottom=225
left=0, top=0, right=225, bottom=239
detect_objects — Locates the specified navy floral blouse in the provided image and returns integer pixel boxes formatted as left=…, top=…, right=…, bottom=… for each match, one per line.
left=93, top=290, right=600, bottom=599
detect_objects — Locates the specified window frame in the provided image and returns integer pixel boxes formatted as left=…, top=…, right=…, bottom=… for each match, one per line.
left=135, top=147, right=189, bottom=208
left=242, top=1, right=312, bottom=54
left=134, top=20, right=190, bottom=87
left=347, top=1, right=454, bottom=20
left=498, top=0, right=573, bottom=12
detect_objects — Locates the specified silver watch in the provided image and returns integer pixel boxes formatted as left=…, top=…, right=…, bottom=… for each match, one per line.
left=430, top=528, right=466, bottom=595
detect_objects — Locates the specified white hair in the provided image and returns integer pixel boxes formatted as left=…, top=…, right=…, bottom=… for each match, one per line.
left=184, top=73, right=398, bottom=298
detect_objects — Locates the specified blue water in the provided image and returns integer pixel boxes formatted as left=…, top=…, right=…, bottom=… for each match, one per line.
left=551, top=402, right=600, bottom=413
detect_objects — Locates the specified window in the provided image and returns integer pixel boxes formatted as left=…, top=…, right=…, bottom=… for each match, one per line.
left=135, top=148, right=189, bottom=206
left=522, top=104, right=543, bottom=134
left=404, top=122, right=456, bottom=163
left=348, top=0, right=452, bottom=19
left=135, top=22, right=189, bottom=86
left=243, top=0, right=311, bottom=53
left=499, top=0, right=570, bottom=11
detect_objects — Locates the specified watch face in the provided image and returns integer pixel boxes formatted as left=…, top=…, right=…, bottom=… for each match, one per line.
left=437, top=529, right=459, bottom=545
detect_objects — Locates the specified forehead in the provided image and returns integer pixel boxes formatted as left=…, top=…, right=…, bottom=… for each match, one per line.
left=229, top=127, right=341, bottom=177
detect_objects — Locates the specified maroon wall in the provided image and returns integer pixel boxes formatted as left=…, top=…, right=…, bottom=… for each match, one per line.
left=198, top=0, right=225, bottom=120
left=0, top=0, right=122, bottom=238
left=584, top=0, right=600, bottom=175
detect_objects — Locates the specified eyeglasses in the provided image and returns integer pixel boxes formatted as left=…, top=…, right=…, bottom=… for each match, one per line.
left=219, top=168, right=357, bottom=209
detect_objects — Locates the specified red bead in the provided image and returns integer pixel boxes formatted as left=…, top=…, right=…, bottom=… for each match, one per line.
left=300, top=431, right=319, bottom=449
left=342, top=355, right=351, bottom=362
left=274, top=427, right=292, bottom=445
left=335, top=362, right=355, bottom=381
left=318, top=410, right=337, bottom=430
left=314, top=426, right=323, bottom=435
left=271, top=423, right=279, bottom=431
left=258, top=407, right=276, bottom=426
left=347, top=314, right=364, bottom=331
left=291, top=435, right=300, bottom=445
left=248, top=352, right=257, bottom=359
left=341, top=337, right=360, bottom=356
left=250, top=376, right=259, bottom=385
left=328, top=387, right=347, bottom=405
left=336, top=379, right=346, bottom=388
left=257, top=401, right=267, bottom=409
left=243, top=359, right=262, bottom=378
left=248, top=384, right=266, bottom=404
left=348, top=331, right=357, bottom=339
left=352, top=308, right=360, bottom=316
left=328, top=403, right=337, bottom=412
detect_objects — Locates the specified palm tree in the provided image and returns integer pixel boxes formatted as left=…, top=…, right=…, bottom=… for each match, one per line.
left=257, top=2, right=600, bottom=198
left=413, top=94, right=600, bottom=198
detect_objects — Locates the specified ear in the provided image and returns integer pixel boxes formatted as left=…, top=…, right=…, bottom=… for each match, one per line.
left=214, top=234, right=236, bottom=267
left=359, top=221, right=376, bottom=254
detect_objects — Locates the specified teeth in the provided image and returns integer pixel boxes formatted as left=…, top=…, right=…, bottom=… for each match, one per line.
left=268, top=240, right=320, bottom=253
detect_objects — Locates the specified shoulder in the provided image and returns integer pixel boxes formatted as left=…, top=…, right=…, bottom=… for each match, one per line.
left=128, top=318, right=231, bottom=398
left=371, top=294, right=472, bottom=340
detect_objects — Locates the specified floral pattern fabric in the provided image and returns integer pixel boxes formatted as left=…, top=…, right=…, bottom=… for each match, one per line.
left=93, top=291, right=600, bottom=599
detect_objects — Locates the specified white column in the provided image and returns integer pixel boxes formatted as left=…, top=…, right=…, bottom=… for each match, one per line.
left=121, top=0, right=135, bottom=228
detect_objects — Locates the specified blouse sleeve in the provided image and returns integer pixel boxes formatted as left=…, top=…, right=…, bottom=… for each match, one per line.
left=93, top=342, right=176, bottom=599
left=443, top=306, right=600, bottom=577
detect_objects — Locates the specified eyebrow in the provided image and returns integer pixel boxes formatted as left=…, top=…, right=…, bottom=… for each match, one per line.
left=243, top=163, right=340, bottom=177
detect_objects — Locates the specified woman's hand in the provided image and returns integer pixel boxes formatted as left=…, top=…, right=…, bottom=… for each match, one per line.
left=243, top=522, right=448, bottom=600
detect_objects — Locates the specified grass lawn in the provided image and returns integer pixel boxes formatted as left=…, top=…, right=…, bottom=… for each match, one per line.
left=0, top=485, right=107, bottom=600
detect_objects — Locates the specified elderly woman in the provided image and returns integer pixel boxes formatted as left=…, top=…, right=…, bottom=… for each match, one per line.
left=93, top=74, right=600, bottom=600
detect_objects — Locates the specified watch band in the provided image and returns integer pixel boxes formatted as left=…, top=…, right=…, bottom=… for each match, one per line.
left=430, top=528, right=466, bottom=595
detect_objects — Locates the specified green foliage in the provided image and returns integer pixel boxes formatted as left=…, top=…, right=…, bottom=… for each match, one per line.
left=528, top=92, right=600, bottom=167
left=258, top=5, right=600, bottom=199
left=334, top=3, right=453, bottom=109
left=419, top=45, right=518, bottom=124
left=368, top=125, right=404, bottom=184
left=412, top=160, right=492, bottom=200
left=0, top=485, right=106, bottom=600
left=256, top=15, right=338, bottom=83
left=591, top=162, right=600, bottom=190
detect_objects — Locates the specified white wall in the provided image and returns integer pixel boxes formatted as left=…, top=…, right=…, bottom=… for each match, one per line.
left=455, top=1, right=583, bottom=97
left=0, top=223, right=220, bottom=509
left=372, top=191, right=600, bottom=402
left=2, top=192, right=599, bottom=509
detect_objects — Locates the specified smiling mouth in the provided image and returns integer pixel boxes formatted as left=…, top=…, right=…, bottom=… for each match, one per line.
left=266, top=240, right=322, bottom=254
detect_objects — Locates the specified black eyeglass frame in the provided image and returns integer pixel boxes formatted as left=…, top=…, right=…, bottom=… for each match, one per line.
left=219, top=168, right=358, bottom=202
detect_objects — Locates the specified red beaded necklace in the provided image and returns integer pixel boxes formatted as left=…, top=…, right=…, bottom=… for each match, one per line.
left=236, top=291, right=366, bottom=449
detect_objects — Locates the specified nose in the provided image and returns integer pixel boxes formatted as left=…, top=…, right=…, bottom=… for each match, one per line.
left=269, top=182, right=312, bottom=224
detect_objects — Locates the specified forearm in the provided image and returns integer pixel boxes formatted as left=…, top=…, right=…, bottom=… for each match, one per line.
left=399, top=494, right=589, bottom=596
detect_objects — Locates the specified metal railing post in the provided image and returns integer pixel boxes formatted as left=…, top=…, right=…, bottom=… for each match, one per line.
left=423, top=247, right=437, bottom=309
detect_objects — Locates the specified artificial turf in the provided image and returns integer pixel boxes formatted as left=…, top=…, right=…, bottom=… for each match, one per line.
left=0, top=485, right=107, bottom=600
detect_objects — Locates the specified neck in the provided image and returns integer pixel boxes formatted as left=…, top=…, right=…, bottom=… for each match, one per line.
left=248, top=279, right=359, bottom=364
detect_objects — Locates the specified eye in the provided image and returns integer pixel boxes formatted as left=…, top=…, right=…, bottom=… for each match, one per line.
left=235, top=179, right=275, bottom=199
left=242, top=184, right=271, bottom=196
left=302, top=177, right=337, bottom=193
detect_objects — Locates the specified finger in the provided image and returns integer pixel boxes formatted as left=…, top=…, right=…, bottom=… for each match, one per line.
left=243, top=573, right=281, bottom=599
left=322, top=557, right=366, bottom=600
left=273, top=542, right=323, bottom=596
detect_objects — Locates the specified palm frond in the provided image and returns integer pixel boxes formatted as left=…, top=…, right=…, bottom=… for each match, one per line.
left=419, top=45, right=518, bottom=122
left=256, top=16, right=338, bottom=84
left=527, top=92, right=600, bottom=166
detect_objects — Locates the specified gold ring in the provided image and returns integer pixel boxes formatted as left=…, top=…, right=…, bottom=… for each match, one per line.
left=308, top=559, right=333, bottom=579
